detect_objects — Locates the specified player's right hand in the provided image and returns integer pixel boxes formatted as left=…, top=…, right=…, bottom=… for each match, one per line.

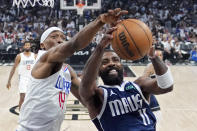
left=6, top=82, right=11, bottom=90
left=100, top=8, right=128, bottom=26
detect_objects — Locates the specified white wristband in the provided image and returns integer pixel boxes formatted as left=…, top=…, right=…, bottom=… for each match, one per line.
left=156, top=67, right=173, bottom=89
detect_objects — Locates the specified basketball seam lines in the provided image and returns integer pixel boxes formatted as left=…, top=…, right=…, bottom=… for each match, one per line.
left=121, top=23, right=143, bottom=57
left=115, top=28, right=129, bottom=59
left=126, top=19, right=151, bottom=50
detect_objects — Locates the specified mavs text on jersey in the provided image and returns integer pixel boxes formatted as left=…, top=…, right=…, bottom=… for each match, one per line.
left=92, top=81, right=156, bottom=131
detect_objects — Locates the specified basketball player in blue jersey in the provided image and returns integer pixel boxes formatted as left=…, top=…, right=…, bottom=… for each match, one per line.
left=7, top=41, right=36, bottom=110
left=79, top=29, right=174, bottom=131
left=17, top=8, right=128, bottom=131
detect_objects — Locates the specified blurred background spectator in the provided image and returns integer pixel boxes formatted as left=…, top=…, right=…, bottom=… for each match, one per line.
left=189, top=45, right=197, bottom=64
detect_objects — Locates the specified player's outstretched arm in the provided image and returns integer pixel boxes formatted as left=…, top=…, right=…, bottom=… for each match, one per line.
left=46, top=8, right=127, bottom=63
left=6, top=54, right=21, bottom=89
left=135, top=47, right=173, bottom=95
left=79, top=28, right=114, bottom=117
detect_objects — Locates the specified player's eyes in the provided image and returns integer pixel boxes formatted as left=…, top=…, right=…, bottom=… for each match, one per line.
left=113, top=57, right=120, bottom=62
left=51, top=36, right=56, bottom=39
left=102, top=60, right=109, bottom=65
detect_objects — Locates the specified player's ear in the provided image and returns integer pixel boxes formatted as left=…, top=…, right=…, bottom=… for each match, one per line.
left=40, top=43, right=45, bottom=50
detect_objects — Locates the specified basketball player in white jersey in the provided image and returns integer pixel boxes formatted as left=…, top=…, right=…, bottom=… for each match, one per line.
left=7, top=41, right=36, bottom=110
left=17, top=8, right=128, bottom=131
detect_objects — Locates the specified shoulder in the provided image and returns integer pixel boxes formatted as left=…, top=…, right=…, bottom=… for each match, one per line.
left=18, top=52, right=23, bottom=56
left=13, top=54, right=21, bottom=64
left=16, top=53, right=21, bottom=59
left=17, top=53, right=21, bottom=57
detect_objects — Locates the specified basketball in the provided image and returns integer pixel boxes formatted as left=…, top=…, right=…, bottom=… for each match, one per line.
left=112, top=19, right=153, bottom=60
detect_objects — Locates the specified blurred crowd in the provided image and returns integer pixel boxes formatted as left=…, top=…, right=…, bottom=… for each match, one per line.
left=0, top=0, right=197, bottom=64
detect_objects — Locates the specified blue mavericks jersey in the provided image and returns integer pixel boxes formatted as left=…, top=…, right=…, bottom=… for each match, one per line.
left=92, top=81, right=156, bottom=131
left=149, top=95, right=160, bottom=112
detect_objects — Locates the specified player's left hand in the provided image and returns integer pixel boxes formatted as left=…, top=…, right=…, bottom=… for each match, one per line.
left=148, top=46, right=156, bottom=59
left=100, top=8, right=128, bottom=26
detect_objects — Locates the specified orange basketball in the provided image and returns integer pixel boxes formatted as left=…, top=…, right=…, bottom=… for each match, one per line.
left=112, top=19, right=153, bottom=60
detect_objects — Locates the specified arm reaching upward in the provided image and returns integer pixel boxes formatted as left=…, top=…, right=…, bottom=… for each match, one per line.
left=79, top=28, right=115, bottom=118
left=32, top=8, right=128, bottom=79
left=44, top=8, right=128, bottom=63
left=135, top=47, right=173, bottom=95
left=45, top=18, right=105, bottom=63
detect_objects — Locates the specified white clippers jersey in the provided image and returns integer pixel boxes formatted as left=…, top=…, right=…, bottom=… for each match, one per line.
left=18, top=50, right=71, bottom=131
left=18, top=52, right=35, bottom=77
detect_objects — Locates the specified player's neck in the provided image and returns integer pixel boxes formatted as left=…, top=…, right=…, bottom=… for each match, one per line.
left=23, top=51, right=31, bottom=56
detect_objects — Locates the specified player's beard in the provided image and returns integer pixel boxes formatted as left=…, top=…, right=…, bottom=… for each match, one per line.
left=24, top=48, right=30, bottom=52
left=99, top=66, right=123, bottom=86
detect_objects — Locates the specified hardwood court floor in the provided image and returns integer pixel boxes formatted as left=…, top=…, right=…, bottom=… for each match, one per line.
left=0, top=66, right=197, bottom=131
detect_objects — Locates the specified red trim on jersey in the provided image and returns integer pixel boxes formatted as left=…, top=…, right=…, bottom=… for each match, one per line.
left=63, top=65, right=68, bottom=72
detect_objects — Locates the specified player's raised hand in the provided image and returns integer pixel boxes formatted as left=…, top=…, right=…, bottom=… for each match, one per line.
left=6, top=82, right=11, bottom=90
left=100, top=8, right=128, bottom=26
left=99, top=27, right=117, bottom=48
left=148, top=46, right=156, bottom=59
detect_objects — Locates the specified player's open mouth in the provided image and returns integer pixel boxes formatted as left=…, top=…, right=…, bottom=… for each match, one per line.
left=108, top=69, right=118, bottom=75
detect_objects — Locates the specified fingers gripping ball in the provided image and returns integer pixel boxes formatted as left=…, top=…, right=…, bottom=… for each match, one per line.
left=112, top=19, right=153, bottom=60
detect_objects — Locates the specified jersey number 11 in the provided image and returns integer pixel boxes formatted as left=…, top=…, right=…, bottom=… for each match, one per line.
left=138, top=108, right=150, bottom=125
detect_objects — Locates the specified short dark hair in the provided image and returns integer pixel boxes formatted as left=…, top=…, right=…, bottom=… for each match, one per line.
left=24, top=41, right=31, bottom=44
